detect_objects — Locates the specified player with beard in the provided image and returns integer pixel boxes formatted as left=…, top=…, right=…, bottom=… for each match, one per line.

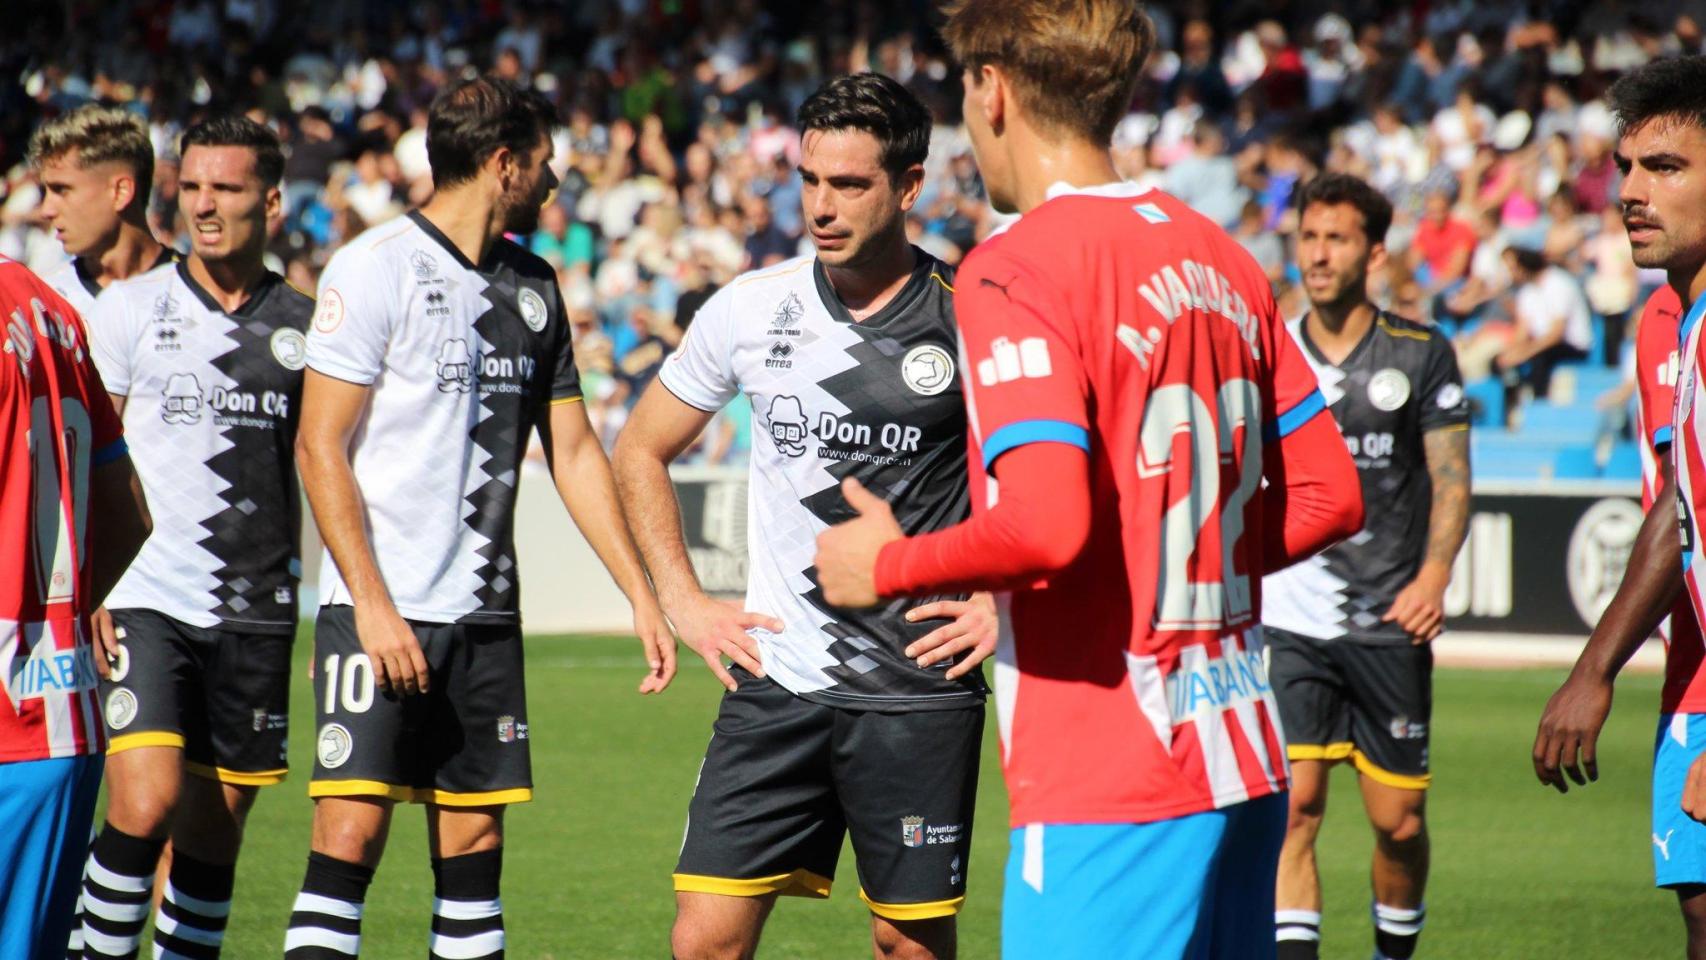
left=29, top=106, right=177, bottom=319
left=283, top=77, right=671, bottom=959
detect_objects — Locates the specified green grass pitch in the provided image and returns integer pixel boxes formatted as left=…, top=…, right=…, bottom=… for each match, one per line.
left=155, top=634, right=1678, bottom=957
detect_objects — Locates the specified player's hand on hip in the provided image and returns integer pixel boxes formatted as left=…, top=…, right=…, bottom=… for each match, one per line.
left=1532, top=673, right=1613, bottom=793
left=669, top=592, right=781, bottom=693
left=814, top=477, right=904, bottom=609
left=1384, top=574, right=1447, bottom=644
left=354, top=603, right=430, bottom=696
left=632, top=598, right=678, bottom=695
left=91, top=607, right=121, bottom=681
left=904, top=592, right=999, bottom=680
left=1684, top=753, right=1706, bottom=824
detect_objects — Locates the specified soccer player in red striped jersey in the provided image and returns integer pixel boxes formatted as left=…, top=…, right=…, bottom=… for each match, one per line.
left=814, top=2, right=1363, bottom=956
left=0, top=257, right=150, bottom=959
left=1534, top=57, right=1706, bottom=958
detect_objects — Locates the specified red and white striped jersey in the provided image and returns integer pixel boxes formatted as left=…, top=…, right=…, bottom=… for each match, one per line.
left=956, top=185, right=1327, bottom=825
left=0, top=256, right=125, bottom=762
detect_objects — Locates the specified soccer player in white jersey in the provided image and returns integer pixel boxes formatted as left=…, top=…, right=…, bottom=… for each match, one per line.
left=1535, top=56, right=1706, bottom=958
left=614, top=74, right=995, bottom=960
left=28, top=106, right=177, bottom=319
left=284, top=77, right=671, bottom=960
left=75, top=115, right=310, bottom=960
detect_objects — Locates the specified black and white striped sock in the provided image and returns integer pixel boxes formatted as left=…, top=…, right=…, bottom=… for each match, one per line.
left=1373, top=901, right=1425, bottom=960
left=429, top=848, right=504, bottom=960
left=152, top=851, right=233, bottom=959
left=78, top=825, right=165, bottom=960
left=65, top=823, right=99, bottom=959
left=282, top=852, right=374, bottom=959
left=1275, top=908, right=1322, bottom=960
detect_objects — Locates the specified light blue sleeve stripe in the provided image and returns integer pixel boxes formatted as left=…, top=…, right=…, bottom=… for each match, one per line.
left=91, top=438, right=128, bottom=467
left=1656, top=425, right=1675, bottom=449
left=1266, top=389, right=1327, bottom=441
left=982, top=420, right=1090, bottom=469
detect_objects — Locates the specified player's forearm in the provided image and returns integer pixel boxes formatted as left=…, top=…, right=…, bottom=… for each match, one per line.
left=1420, top=426, right=1472, bottom=581
left=553, top=432, right=657, bottom=607
left=611, top=443, right=706, bottom=612
left=86, top=455, right=152, bottom=606
left=1575, top=483, right=1682, bottom=683
left=297, top=435, right=393, bottom=611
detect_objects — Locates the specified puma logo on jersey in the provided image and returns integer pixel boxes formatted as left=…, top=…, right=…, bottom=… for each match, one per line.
left=976, top=336, right=1052, bottom=386
left=1655, top=829, right=1676, bottom=861
left=978, top=277, right=1014, bottom=301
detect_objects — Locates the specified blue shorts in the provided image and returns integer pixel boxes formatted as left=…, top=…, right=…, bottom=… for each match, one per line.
left=1653, top=713, right=1706, bottom=887
left=1003, top=792, right=1287, bottom=960
left=0, top=753, right=103, bottom=960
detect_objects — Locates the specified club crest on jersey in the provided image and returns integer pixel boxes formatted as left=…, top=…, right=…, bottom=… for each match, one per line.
left=770, top=292, right=804, bottom=334
left=106, top=688, right=138, bottom=730
left=162, top=373, right=203, bottom=424
left=317, top=723, right=353, bottom=769
left=901, top=344, right=956, bottom=396
left=410, top=249, right=439, bottom=280
left=437, top=338, right=474, bottom=392
left=901, top=816, right=926, bottom=848
left=1367, top=368, right=1410, bottom=412
left=518, top=287, right=548, bottom=332
left=496, top=714, right=529, bottom=743
left=767, top=395, right=809, bottom=456
left=1434, top=382, right=1465, bottom=411
left=271, top=327, right=308, bottom=370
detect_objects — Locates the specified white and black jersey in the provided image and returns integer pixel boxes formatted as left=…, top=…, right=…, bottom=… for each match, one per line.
left=1263, top=311, right=1469, bottom=644
left=306, top=211, right=581, bottom=625
left=42, top=248, right=180, bottom=321
left=660, top=250, right=983, bottom=712
left=90, top=260, right=312, bottom=634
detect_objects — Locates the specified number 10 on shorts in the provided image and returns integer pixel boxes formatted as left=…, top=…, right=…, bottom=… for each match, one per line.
left=322, top=653, right=376, bottom=713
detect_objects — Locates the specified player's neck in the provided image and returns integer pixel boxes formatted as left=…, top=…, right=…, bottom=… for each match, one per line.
left=1676, top=263, right=1706, bottom=310
left=823, top=236, right=917, bottom=322
left=186, top=251, right=267, bottom=313
left=83, top=220, right=165, bottom=288
left=1306, top=299, right=1375, bottom=363
left=418, top=192, right=505, bottom=267
left=1005, top=127, right=1122, bottom=215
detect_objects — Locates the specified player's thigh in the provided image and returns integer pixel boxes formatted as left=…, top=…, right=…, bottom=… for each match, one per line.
left=833, top=704, right=983, bottom=921
left=421, top=623, right=531, bottom=807
left=672, top=890, right=778, bottom=960
left=675, top=670, right=843, bottom=901
left=1265, top=628, right=1351, bottom=765
left=1189, top=791, right=1287, bottom=960
left=100, top=610, right=198, bottom=821
left=1653, top=714, right=1706, bottom=889
left=0, top=754, right=103, bottom=960
left=871, top=912, right=956, bottom=960
left=1340, top=641, right=1433, bottom=792
left=426, top=804, right=504, bottom=859
left=169, top=776, right=258, bottom=864
left=1002, top=818, right=1227, bottom=960
left=1286, top=759, right=1330, bottom=823
left=196, top=629, right=292, bottom=789
left=308, top=605, right=425, bottom=806
left=1357, top=770, right=1427, bottom=843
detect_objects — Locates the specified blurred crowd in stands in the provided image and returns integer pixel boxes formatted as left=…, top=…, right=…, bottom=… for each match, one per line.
left=3, top=0, right=1703, bottom=463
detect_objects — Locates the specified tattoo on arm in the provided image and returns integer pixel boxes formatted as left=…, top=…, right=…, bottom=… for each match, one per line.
left=1423, top=426, right=1472, bottom=572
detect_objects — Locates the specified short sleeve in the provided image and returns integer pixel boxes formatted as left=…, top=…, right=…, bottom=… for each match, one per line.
left=955, top=246, right=1090, bottom=470
left=1416, top=330, right=1470, bottom=433
left=548, top=291, right=582, bottom=403
left=87, top=286, right=135, bottom=397
left=305, top=247, right=395, bottom=385
left=656, top=285, right=739, bottom=412
left=1638, top=299, right=1681, bottom=452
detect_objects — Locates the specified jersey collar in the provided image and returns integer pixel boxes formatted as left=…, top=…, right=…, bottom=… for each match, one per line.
left=1043, top=180, right=1156, bottom=201
left=175, top=258, right=278, bottom=318
left=409, top=209, right=489, bottom=272
left=812, top=245, right=941, bottom=328
left=1684, top=290, right=1706, bottom=351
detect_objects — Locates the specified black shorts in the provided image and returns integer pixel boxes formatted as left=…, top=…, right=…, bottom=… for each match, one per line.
left=308, top=606, right=531, bottom=806
left=1266, top=627, right=1433, bottom=790
left=674, top=669, right=983, bottom=921
left=100, top=609, right=292, bottom=786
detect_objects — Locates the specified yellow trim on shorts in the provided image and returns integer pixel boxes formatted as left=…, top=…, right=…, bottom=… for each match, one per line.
left=1352, top=750, right=1431, bottom=790
left=185, top=761, right=287, bottom=786
left=309, top=779, right=417, bottom=802
left=673, top=869, right=833, bottom=899
left=1287, top=741, right=1355, bottom=762
left=418, top=787, right=532, bottom=807
left=860, top=890, right=964, bottom=920
left=107, top=732, right=186, bottom=754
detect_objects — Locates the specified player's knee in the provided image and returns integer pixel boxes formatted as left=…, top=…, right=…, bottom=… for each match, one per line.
left=872, top=916, right=954, bottom=960
left=669, top=920, right=754, bottom=960
left=1374, top=806, right=1427, bottom=846
left=104, top=777, right=179, bottom=838
left=309, top=807, right=387, bottom=865
left=1286, top=791, right=1327, bottom=836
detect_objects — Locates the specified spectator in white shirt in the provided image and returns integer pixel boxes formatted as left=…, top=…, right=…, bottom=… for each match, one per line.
left=1498, top=245, right=1591, bottom=410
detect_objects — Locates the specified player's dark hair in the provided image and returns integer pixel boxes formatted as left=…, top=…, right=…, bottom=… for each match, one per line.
left=1294, top=173, right=1393, bottom=246
left=1609, top=56, right=1706, bottom=135
left=796, top=73, right=931, bottom=182
left=427, top=75, right=557, bottom=189
left=179, top=115, right=285, bottom=188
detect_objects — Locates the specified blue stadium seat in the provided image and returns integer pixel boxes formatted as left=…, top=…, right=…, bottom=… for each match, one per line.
left=1561, top=366, right=1625, bottom=404
left=1515, top=401, right=1592, bottom=444
left=1604, top=442, right=1643, bottom=481
left=1472, top=432, right=1559, bottom=480
left=1552, top=446, right=1600, bottom=479
left=1464, top=376, right=1503, bottom=428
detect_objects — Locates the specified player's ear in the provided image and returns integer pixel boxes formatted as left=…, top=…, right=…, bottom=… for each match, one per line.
left=896, top=163, right=926, bottom=211
left=1366, top=240, right=1389, bottom=275
left=110, top=171, right=136, bottom=215
left=982, top=64, right=1008, bottom=134
left=264, top=184, right=283, bottom=227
